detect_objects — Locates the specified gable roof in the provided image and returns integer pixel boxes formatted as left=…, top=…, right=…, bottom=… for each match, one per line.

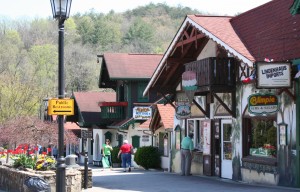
left=144, top=0, right=300, bottom=96
left=102, top=53, right=163, bottom=79
left=231, top=0, right=300, bottom=62
left=73, top=91, right=116, bottom=124
left=188, top=15, right=255, bottom=64
left=74, top=92, right=116, bottom=112
left=156, top=104, right=175, bottom=129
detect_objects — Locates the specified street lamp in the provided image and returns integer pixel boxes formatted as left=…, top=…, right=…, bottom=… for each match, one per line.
left=50, top=0, right=72, bottom=192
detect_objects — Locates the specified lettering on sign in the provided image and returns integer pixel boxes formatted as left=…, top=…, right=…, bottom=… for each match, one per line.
left=248, top=94, right=278, bottom=115
left=133, top=107, right=152, bottom=120
left=256, top=62, right=291, bottom=88
left=81, top=130, right=92, bottom=139
left=48, top=99, right=74, bottom=115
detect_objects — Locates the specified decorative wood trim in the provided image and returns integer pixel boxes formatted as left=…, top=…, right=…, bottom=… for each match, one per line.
left=159, top=92, right=176, bottom=109
left=175, top=30, right=205, bottom=48
left=192, top=98, right=210, bottom=118
left=212, top=92, right=235, bottom=117
left=277, top=88, right=296, bottom=102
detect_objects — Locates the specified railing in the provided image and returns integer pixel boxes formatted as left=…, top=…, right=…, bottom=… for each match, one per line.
left=185, top=57, right=235, bottom=90
left=99, top=102, right=128, bottom=119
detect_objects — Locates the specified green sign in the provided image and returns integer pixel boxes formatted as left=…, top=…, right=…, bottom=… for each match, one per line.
left=248, top=94, right=278, bottom=115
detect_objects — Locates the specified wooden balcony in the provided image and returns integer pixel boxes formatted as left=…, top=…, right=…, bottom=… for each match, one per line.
left=99, top=102, right=128, bottom=120
left=184, top=57, right=236, bottom=94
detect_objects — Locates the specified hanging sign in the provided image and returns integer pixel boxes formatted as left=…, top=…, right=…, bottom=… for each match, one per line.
left=182, top=71, right=197, bottom=91
left=175, top=102, right=191, bottom=119
left=256, top=62, right=291, bottom=88
left=133, top=107, right=152, bottom=120
left=248, top=94, right=279, bottom=115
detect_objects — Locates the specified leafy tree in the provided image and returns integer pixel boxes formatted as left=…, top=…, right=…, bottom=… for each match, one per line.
left=65, top=43, right=98, bottom=92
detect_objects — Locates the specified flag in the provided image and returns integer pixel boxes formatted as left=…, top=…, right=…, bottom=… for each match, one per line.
left=242, top=70, right=256, bottom=84
left=264, top=58, right=273, bottom=62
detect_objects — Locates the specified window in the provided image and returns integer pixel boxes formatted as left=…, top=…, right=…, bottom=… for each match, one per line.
left=132, top=135, right=140, bottom=148
left=243, top=118, right=277, bottom=158
left=187, top=119, right=202, bottom=151
left=137, top=83, right=149, bottom=102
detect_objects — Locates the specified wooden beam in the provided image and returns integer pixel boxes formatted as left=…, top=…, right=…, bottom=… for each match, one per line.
left=193, top=98, right=210, bottom=118
left=175, top=33, right=205, bottom=48
left=277, top=88, right=296, bottom=102
left=159, top=92, right=176, bottom=109
left=212, top=92, right=234, bottom=117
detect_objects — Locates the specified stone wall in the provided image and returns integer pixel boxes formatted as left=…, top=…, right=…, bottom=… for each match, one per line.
left=0, top=165, right=91, bottom=191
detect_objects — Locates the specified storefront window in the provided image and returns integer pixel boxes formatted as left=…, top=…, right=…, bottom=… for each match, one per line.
left=249, top=119, right=277, bottom=158
left=223, top=124, right=232, bottom=160
left=187, top=119, right=202, bottom=151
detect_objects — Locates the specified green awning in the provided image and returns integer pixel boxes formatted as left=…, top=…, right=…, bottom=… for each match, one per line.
left=292, top=58, right=300, bottom=65
left=290, top=0, right=300, bottom=15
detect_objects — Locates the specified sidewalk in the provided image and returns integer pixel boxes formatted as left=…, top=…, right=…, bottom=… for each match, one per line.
left=84, top=165, right=300, bottom=192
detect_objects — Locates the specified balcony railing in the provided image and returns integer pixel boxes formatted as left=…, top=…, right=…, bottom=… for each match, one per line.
left=185, top=57, right=236, bottom=93
left=99, top=102, right=128, bottom=119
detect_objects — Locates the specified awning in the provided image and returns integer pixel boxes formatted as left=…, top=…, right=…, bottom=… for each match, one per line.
left=107, top=118, right=135, bottom=129
left=290, top=0, right=300, bottom=15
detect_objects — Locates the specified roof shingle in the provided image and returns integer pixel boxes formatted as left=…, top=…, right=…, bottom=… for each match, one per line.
left=103, top=53, right=163, bottom=79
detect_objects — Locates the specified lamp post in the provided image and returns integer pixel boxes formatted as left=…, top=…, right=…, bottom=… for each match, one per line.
left=50, top=1, right=72, bottom=191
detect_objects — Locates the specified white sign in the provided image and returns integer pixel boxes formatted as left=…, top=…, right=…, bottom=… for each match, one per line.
left=133, top=107, right=152, bottom=120
left=257, top=62, right=291, bottom=88
left=202, top=120, right=211, bottom=155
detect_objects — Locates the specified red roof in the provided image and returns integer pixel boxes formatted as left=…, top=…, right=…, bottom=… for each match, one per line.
left=156, top=104, right=175, bottom=129
left=73, top=92, right=116, bottom=112
left=103, top=53, right=163, bottom=79
left=188, top=15, right=255, bottom=62
left=139, top=118, right=152, bottom=129
left=189, top=0, right=300, bottom=62
left=65, top=122, right=80, bottom=130
left=231, top=0, right=300, bottom=62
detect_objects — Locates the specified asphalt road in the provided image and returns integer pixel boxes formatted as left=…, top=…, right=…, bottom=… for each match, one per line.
left=83, top=167, right=300, bottom=192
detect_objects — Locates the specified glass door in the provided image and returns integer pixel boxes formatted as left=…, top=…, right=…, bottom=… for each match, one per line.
left=221, top=119, right=232, bottom=179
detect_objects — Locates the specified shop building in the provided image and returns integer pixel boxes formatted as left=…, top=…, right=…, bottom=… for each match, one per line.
left=144, top=0, right=300, bottom=187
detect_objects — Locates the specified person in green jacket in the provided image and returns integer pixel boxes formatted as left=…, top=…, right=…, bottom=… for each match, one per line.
left=181, top=133, right=194, bottom=176
left=102, top=139, right=113, bottom=169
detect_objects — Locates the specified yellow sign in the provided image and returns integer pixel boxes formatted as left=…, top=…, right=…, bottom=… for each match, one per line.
left=48, top=99, right=74, bottom=115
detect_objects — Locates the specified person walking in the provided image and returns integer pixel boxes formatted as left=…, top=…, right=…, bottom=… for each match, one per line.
left=181, top=133, right=194, bottom=176
left=102, top=139, right=113, bottom=169
left=52, top=146, right=58, bottom=159
left=117, top=140, right=133, bottom=172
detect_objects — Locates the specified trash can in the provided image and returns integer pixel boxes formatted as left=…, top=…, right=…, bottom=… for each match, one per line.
left=24, top=177, right=51, bottom=192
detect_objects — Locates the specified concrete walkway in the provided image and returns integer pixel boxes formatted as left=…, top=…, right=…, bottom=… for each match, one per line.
left=83, top=166, right=300, bottom=192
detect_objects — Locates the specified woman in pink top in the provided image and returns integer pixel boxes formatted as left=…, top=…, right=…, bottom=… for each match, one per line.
left=117, top=140, right=133, bottom=172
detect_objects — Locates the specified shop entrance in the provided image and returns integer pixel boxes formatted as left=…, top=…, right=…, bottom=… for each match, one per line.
left=221, top=119, right=232, bottom=179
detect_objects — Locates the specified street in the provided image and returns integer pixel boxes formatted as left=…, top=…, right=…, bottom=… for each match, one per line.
left=83, top=167, right=300, bottom=192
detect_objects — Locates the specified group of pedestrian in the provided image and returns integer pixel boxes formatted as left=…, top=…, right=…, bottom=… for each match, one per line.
left=101, top=133, right=193, bottom=176
left=102, top=139, right=133, bottom=172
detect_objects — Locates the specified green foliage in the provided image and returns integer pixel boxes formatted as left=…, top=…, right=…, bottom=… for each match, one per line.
left=0, top=3, right=204, bottom=123
left=13, top=154, right=37, bottom=170
left=111, top=147, right=121, bottom=164
left=134, top=146, right=161, bottom=170
left=252, top=120, right=276, bottom=148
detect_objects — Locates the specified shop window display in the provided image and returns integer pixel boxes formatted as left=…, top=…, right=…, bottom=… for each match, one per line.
left=249, top=119, right=277, bottom=158
left=187, top=119, right=202, bottom=151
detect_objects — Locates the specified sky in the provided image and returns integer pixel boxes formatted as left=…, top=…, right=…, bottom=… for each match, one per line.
left=0, top=0, right=272, bottom=20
